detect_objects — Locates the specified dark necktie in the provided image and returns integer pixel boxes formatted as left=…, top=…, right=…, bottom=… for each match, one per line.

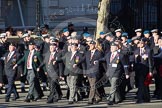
left=7, top=52, right=11, bottom=62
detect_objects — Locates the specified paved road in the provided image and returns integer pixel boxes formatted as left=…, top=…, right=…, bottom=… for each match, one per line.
left=0, top=84, right=162, bottom=108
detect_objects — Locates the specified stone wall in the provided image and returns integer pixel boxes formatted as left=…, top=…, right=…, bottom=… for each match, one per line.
left=41, top=0, right=99, bottom=28
left=0, top=0, right=99, bottom=29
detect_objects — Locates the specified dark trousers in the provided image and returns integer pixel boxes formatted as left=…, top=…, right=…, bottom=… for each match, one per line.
left=154, top=74, right=160, bottom=96
left=47, top=77, right=59, bottom=101
left=55, top=82, right=62, bottom=99
left=19, top=65, right=26, bottom=86
left=48, top=77, right=58, bottom=101
left=77, top=74, right=86, bottom=99
left=6, top=75, right=19, bottom=99
left=88, top=77, right=100, bottom=102
left=158, top=78, right=162, bottom=99
left=137, top=75, right=150, bottom=102
left=119, top=76, right=126, bottom=100
left=38, top=69, right=47, bottom=83
left=34, top=76, right=44, bottom=98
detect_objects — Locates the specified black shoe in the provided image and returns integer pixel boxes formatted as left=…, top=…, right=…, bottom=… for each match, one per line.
left=5, top=98, right=9, bottom=102
left=0, top=90, right=2, bottom=94
left=68, top=101, right=74, bottom=104
left=47, top=100, right=53, bottom=103
left=107, top=101, right=114, bottom=105
left=39, top=94, right=44, bottom=99
left=126, top=87, right=132, bottom=93
left=58, top=95, right=62, bottom=100
left=24, top=99, right=30, bottom=102
left=144, top=100, right=150, bottom=103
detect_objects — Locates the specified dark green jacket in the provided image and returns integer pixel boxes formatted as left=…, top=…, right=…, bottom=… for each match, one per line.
left=17, top=50, right=43, bottom=75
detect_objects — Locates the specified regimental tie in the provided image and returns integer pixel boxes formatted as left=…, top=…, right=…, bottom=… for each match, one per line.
left=140, top=48, right=144, bottom=56
left=7, top=52, right=11, bottom=62
left=48, top=53, right=53, bottom=65
left=90, top=51, right=94, bottom=60
left=110, top=53, right=114, bottom=62
left=27, top=52, right=32, bottom=68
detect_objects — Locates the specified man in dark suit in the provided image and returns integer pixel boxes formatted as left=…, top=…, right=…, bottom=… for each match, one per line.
left=55, top=43, right=84, bottom=104
left=50, top=38, right=63, bottom=100
left=133, top=39, right=153, bottom=103
left=120, top=33, right=133, bottom=99
left=153, top=38, right=162, bottom=99
left=0, top=74, right=2, bottom=94
left=85, top=41, right=102, bottom=104
left=4, top=43, right=20, bottom=102
left=13, top=41, right=44, bottom=102
left=0, top=33, right=9, bottom=93
left=73, top=37, right=87, bottom=100
left=0, top=35, right=7, bottom=93
left=152, top=35, right=160, bottom=98
left=98, top=42, right=129, bottom=105
left=38, top=43, right=63, bottom=103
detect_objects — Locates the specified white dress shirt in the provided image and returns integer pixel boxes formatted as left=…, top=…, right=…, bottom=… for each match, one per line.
left=27, top=50, right=34, bottom=69
left=7, top=51, right=15, bottom=61
left=70, top=51, right=77, bottom=60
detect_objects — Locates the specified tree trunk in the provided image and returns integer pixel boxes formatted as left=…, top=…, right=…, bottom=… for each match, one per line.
left=96, top=0, right=111, bottom=39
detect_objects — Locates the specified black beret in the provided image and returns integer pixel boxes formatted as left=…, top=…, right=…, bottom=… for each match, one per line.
left=9, top=43, right=16, bottom=46
left=111, top=42, right=118, bottom=46
left=71, top=43, right=78, bottom=47
left=89, top=41, right=96, bottom=45
left=50, top=43, right=57, bottom=46
left=28, top=41, right=35, bottom=45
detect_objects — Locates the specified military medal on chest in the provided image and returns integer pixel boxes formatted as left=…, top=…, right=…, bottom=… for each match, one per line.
left=116, top=54, right=119, bottom=64
left=34, top=56, right=37, bottom=62
left=12, top=54, right=17, bottom=64
left=75, top=56, right=80, bottom=64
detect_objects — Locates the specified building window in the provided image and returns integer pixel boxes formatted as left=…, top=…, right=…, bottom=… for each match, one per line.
left=110, top=0, right=122, bottom=15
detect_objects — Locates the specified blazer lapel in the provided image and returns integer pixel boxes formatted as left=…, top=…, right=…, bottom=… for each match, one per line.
left=70, top=51, right=76, bottom=61
left=6, top=52, right=9, bottom=63
left=90, top=50, right=96, bottom=61
left=107, top=53, right=111, bottom=64
left=46, top=52, right=51, bottom=63
left=32, top=50, right=35, bottom=62
left=87, top=51, right=91, bottom=62
left=110, top=52, right=118, bottom=63
left=7, top=51, right=15, bottom=63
